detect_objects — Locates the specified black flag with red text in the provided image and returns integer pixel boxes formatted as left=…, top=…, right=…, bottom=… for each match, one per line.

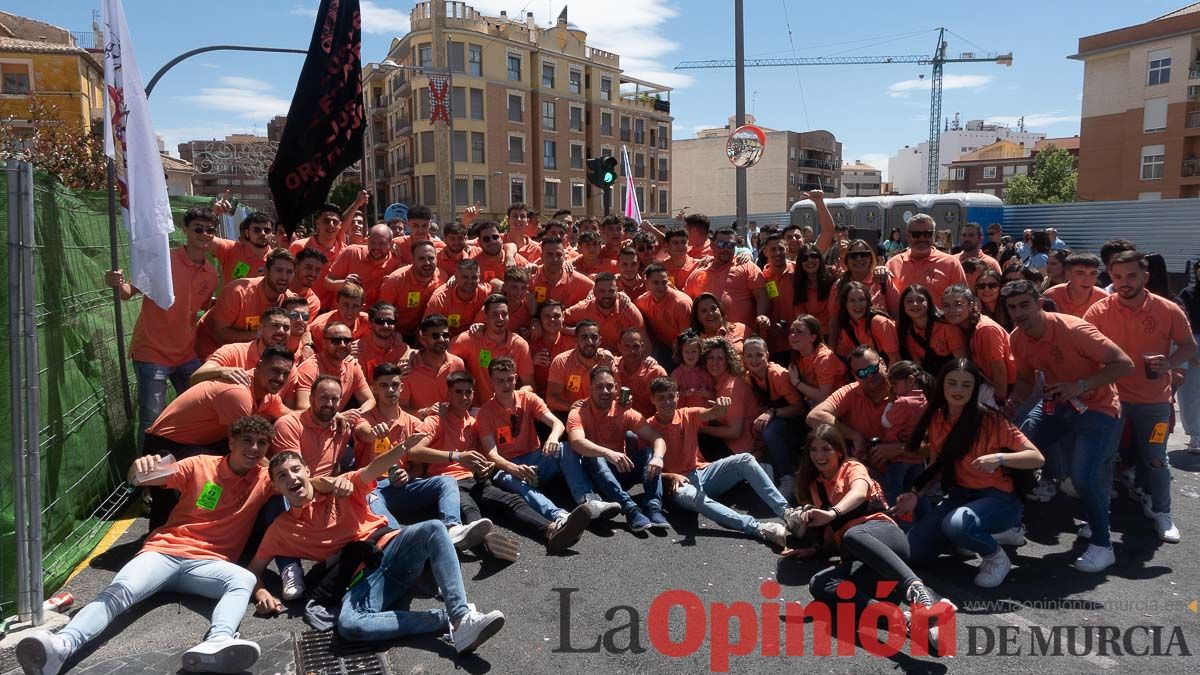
left=269, top=0, right=363, bottom=232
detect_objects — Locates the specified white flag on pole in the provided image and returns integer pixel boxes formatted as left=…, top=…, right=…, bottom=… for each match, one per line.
left=102, top=0, right=175, bottom=309
left=621, top=145, right=641, bottom=224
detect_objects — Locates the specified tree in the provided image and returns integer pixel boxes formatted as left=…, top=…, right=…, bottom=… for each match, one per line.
left=0, top=96, right=107, bottom=190
left=1004, top=144, right=1077, bottom=205
left=327, top=179, right=364, bottom=211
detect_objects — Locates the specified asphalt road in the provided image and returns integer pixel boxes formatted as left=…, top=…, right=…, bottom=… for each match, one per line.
left=5, top=420, right=1200, bottom=675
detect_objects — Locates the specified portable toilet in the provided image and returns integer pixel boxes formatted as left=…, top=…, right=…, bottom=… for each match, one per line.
left=790, top=199, right=817, bottom=231
left=887, top=196, right=930, bottom=243
left=826, top=198, right=852, bottom=233
left=850, top=197, right=884, bottom=247
left=928, top=193, right=1004, bottom=243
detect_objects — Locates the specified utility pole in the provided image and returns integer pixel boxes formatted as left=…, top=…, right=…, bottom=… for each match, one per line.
left=431, top=0, right=452, bottom=225
left=734, top=0, right=747, bottom=230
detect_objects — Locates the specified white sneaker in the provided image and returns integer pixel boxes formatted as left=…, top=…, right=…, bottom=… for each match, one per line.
left=993, top=525, right=1027, bottom=547
left=16, top=629, right=70, bottom=675
left=1153, top=512, right=1181, bottom=543
left=280, top=562, right=306, bottom=601
left=582, top=498, right=621, bottom=521
left=1060, top=478, right=1079, bottom=498
left=782, top=506, right=808, bottom=538
left=778, top=474, right=796, bottom=504
left=1074, top=544, right=1115, bottom=573
left=451, top=609, right=505, bottom=654
left=1077, top=522, right=1092, bottom=539
left=448, top=519, right=493, bottom=550
left=756, top=522, right=787, bottom=547
left=181, top=635, right=260, bottom=673
left=1026, top=479, right=1057, bottom=502
left=974, top=549, right=1011, bottom=588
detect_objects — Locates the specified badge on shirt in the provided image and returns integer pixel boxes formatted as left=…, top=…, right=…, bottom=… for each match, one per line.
left=232, top=261, right=251, bottom=279
left=245, top=315, right=260, bottom=330
left=535, top=286, right=548, bottom=303
left=448, top=314, right=461, bottom=328
left=195, top=481, right=223, bottom=511
left=479, top=349, right=493, bottom=368
left=567, top=374, right=581, bottom=393
left=406, top=291, right=421, bottom=308
left=765, top=280, right=779, bottom=299
left=496, top=424, right=513, bottom=445
left=1149, top=422, right=1168, bottom=445
left=374, top=436, right=392, bottom=455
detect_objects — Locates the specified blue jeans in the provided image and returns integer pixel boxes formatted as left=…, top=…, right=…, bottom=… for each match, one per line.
left=879, top=461, right=925, bottom=507
left=569, top=435, right=663, bottom=513
left=1022, top=404, right=1122, bottom=547
left=760, top=416, right=805, bottom=477
left=669, top=453, right=788, bottom=535
left=1122, top=402, right=1173, bottom=514
left=370, top=476, right=462, bottom=530
left=58, top=552, right=254, bottom=653
left=1180, top=340, right=1200, bottom=438
left=133, top=359, right=201, bottom=453
left=492, top=448, right=593, bottom=521
left=338, top=521, right=470, bottom=641
left=907, top=487, right=1023, bottom=563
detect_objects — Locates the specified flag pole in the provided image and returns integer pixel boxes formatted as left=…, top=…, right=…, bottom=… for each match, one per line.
left=106, top=157, right=134, bottom=420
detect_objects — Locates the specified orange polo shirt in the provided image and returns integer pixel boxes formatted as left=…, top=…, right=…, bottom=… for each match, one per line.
left=885, top=249, right=966, bottom=308
left=684, top=260, right=767, bottom=329
left=614, top=355, right=669, bottom=417
left=413, top=412, right=475, bottom=480
left=564, top=298, right=646, bottom=351
left=210, top=237, right=267, bottom=286
left=449, top=330, right=534, bottom=405
left=394, top=235, right=447, bottom=266
left=309, top=310, right=370, bottom=351
left=145, top=379, right=289, bottom=446
left=129, top=246, right=218, bottom=366
left=290, top=235, right=346, bottom=309
left=475, top=390, right=552, bottom=459
left=747, top=363, right=804, bottom=408
left=834, top=314, right=899, bottom=361
left=814, top=382, right=889, bottom=440
left=531, top=267, right=594, bottom=307
left=1044, top=284, right=1108, bottom=319
left=1010, top=312, right=1123, bottom=418
left=353, top=333, right=410, bottom=381
left=399, top=352, right=466, bottom=412
left=285, top=352, right=368, bottom=409
left=471, top=250, right=529, bottom=284
left=270, top=409, right=355, bottom=478
left=954, top=250, right=1002, bottom=275
left=663, top=256, right=699, bottom=290
left=926, top=410, right=1028, bottom=493
left=326, top=245, right=401, bottom=308
left=423, top=283, right=492, bottom=336
left=254, top=468, right=398, bottom=564
left=792, top=345, right=849, bottom=394
left=379, top=266, right=444, bottom=335
left=617, top=275, right=646, bottom=299
left=970, top=315, right=1016, bottom=386
left=809, top=460, right=893, bottom=540
left=529, top=331, right=574, bottom=395
left=195, top=276, right=289, bottom=358
left=472, top=295, right=533, bottom=336
left=435, top=243, right=477, bottom=278
left=688, top=241, right=712, bottom=259
left=901, top=320, right=966, bottom=364
left=547, top=348, right=599, bottom=411
left=698, top=321, right=748, bottom=354
left=352, top=406, right=425, bottom=470
left=713, top=373, right=756, bottom=453
left=649, top=407, right=709, bottom=474
left=141, top=454, right=273, bottom=561
left=205, top=339, right=305, bottom=370
left=573, top=257, right=619, bottom=278
left=635, top=288, right=694, bottom=349
left=1084, top=291, right=1192, bottom=405
left=762, top=262, right=796, bottom=353
left=567, top=399, right=645, bottom=455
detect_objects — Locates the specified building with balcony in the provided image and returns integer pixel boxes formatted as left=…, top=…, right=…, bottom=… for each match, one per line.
left=365, top=1, right=673, bottom=222
left=942, top=137, right=1079, bottom=199
left=840, top=160, right=882, bottom=197
left=1072, top=3, right=1200, bottom=199
left=671, top=116, right=841, bottom=216
left=887, top=116, right=1046, bottom=194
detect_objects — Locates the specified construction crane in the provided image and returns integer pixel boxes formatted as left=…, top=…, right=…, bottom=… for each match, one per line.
left=676, top=27, right=1013, bottom=192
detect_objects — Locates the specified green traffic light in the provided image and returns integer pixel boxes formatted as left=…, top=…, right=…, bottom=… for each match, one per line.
left=603, top=172, right=614, bottom=184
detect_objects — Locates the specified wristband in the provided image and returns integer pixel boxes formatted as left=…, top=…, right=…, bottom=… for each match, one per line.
left=830, top=506, right=842, bottom=518
left=451, top=451, right=459, bottom=462
left=998, top=454, right=1005, bottom=467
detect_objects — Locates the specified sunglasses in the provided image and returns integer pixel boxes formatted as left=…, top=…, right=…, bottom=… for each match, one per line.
left=373, top=318, right=396, bottom=326
left=481, top=234, right=502, bottom=242
left=190, top=226, right=218, bottom=235
left=976, top=283, right=1000, bottom=290
left=846, top=251, right=872, bottom=261
left=429, top=331, right=451, bottom=339
left=327, top=337, right=353, bottom=345
left=713, top=240, right=738, bottom=250
left=908, top=230, right=934, bottom=239
left=854, top=363, right=881, bottom=380
left=287, top=311, right=309, bottom=321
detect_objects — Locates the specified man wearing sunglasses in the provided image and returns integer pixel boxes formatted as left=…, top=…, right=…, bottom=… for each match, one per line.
left=400, top=315, right=468, bottom=418
left=195, top=248, right=297, bottom=358
left=807, top=345, right=896, bottom=460
left=285, top=323, right=374, bottom=413
left=471, top=220, right=527, bottom=283
left=324, top=224, right=402, bottom=308
left=207, top=200, right=273, bottom=286
left=105, top=206, right=220, bottom=452
left=309, top=283, right=370, bottom=352
left=684, top=227, right=771, bottom=336
left=191, top=308, right=292, bottom=385
left=885, top=214, right=967, bottom=308
left=353, top=302, right=411, bottom=380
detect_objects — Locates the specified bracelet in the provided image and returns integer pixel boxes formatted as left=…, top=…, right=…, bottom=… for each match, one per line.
left=830, top=506, right=842, bottom=518
left=998, top=454, right=1005, bottom=467
left=451, top=451, right=459, bottom=462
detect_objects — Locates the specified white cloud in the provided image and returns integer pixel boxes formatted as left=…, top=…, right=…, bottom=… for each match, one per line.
left=157, top=122, right=265, bottom=158
left=290, top=1, right=410, bottom=35
left=178, top=76, right=292, bottom=123
left=217, top=76, right=273, bottom=90
left=887, top=74, right=993, bottom=98
left=985, top=111, right=1080, bottom=129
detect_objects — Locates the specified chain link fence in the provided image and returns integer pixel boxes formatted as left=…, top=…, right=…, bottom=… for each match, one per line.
left=1, top=161, right=209, bottom=626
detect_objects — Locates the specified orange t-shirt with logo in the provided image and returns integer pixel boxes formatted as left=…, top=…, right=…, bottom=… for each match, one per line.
left=564, top=298, right=646, bottom=351
left=635, top=289, right=694, bottom=348
left=762, top=263, right=796, bottom=352
left=423, top=283, right=491, bottom=336
left=353, top=406, right=425, bottom=471
left=648, top=407, right=709, bottom=474
left=531, top=267, right=594, bottom=307
left=684, top=261, right=767, bottom=329
left=471, top=250, right=529, bottom=284
left=814, top=382, right=889, bottom=440
left=211, top=238, right=267, bottom=286
left=567, top=400, right=645, bottom=455
left=1011, top=311, right=1123, bottom=418
left=130, top=246, right=218, bottom=366
left=475, top=390, right=552, bottom=459
left=1084, top=291, right=1192, bottom=405
left=269, top=409, right=355, bottom=478
left=450, top=330, right=534, bottom=405
left=885, top=249, right=966, bottom=308
left=326, top=245, right=401, bottom=308
left=547, top=348, right=598, bottom=411
left=614, top=356, right=669, bottom=417
left=141, top=454, right=273, bottom=561
left=926, top=410, right=1029, bottom=492
left=399, top=352, right=466, bottom=412
left=145, top=379, right=289, bottom=445
left=1043, top=284, right=1108, bottom=319
left=196, top=277, right=289, bottom=358
left=379, top=266, right=444, bottom=335
left=354, top=333, right=410, bottom=381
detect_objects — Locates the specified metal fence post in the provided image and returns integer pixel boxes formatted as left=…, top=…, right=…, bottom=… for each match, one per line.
left=17, top=161, right=44, bottom=626
left=6, top=160, right=31, bottom=624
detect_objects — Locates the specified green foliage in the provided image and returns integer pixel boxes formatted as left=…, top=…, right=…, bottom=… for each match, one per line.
left=1004, top=144, right=1077, bottom=204
left=0, top=97, right=107, bottom=190
left=327, top=180, right=364, bottom=210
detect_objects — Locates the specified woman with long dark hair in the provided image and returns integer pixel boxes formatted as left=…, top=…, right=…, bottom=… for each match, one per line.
left=896, top=284, right=967, bottom=374
left=830, top=239, right=892, bottom=329
left=787, top=314, right=848, bottom=405
left=941, top=284, right=1015, bottom=407
left=791, top=243, right=836, bottom=335
left=831, top=281, right=900, bottom=364
left=974, top=269, right=1009, bottom=328
left=881, top=227, right=905, bottom=259
left=697, top=337, right=756, bottom=461
left=785, top=424, right=952, bottom=653
left=743, top=337, right=808, bottom=491
left=1042, top=249, right=1070, bottom=291
left=690, top=293, right=747, bottom=353
left=892, top=359, right=1044, bottom=588
left=1025, top=231, right=1051, bottom=271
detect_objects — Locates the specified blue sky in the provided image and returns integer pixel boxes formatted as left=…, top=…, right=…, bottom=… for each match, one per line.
left=7, top=0, right=1189, bottom=178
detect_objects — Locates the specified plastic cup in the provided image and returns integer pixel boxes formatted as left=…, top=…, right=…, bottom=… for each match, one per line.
left=135, top=454, right=178, bottom=483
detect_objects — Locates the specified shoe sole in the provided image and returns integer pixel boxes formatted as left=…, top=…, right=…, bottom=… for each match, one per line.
left=628, top=518, right=652, bottom=533
left=547, top=508, right=592, bottom=554
left=181, top=643, right=260, bottom=674
left=647, top=516, right=670, bottom=531
left=483, top=531, right=521, bottom=561
left=590, top=503, right=621, bottom=521
left=451, top=520, right=493, bottom=550
left=16, top=638, right=48, bottom=674
left=456, top=614, right=505, bottom=654
left=281, top=586, right=305, bottom=601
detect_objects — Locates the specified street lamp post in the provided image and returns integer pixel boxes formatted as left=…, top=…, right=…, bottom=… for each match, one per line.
left=144, top=45, right=307, bottom=97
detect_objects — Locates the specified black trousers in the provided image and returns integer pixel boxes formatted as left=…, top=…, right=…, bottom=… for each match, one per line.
left=458, top=476, right=552, bottom=540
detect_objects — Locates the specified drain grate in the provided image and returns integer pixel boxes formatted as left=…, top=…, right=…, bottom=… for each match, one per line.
left=295, top=630, right=391, bottom=675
